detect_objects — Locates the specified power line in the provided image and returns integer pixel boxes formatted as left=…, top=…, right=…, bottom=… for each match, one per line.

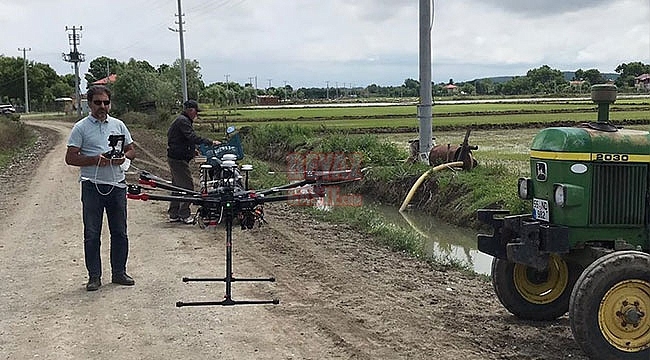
left=169, top=0, right=188, bottom=101
left=63, top=26, right=85, bottom=117
left=17, top=47, right=31, bottom=113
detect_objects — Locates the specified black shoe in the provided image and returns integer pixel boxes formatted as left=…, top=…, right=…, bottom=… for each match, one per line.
left=86, top=278, right=101, bottom=291
left=111, top=273, right=135, bottom=286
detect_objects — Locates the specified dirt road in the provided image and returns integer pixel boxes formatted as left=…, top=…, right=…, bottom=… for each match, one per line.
left=0, top=120, right=588, bottom=359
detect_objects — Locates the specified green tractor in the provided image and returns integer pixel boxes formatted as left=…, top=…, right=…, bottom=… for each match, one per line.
left=477, top=84, right=650, bottom=360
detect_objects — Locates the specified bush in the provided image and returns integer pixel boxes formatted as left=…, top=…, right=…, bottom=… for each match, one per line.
left=0, top=118, right=31, bottom=151
left=314, top=133, right=407, bottom=166
left=244, top=124, right=407, bottom=167
left=245, top=124, right=315, bottom=162
left=0, top=118, right=35, bottom=169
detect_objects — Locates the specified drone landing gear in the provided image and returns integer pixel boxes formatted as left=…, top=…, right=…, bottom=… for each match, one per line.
left=176, top=210, right=279, bottom=307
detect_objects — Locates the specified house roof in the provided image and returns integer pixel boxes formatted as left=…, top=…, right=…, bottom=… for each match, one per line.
left=91, top=74, right=117, bottom=85
left=635, top=73, right=650, bottom=81
left=443, top=84, right=457, bottom=89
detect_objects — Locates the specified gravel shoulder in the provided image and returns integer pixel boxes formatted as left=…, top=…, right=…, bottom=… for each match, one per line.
left=0, top=120, right=588, bottom=359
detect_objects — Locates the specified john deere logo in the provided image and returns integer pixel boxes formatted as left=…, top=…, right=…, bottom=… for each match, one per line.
left=536, top=162, right=547, bottom=182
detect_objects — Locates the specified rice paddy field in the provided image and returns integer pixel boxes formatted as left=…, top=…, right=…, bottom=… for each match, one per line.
left=196, top=96, right=650, bottom=132
left=196, top=96, right=650, bottom=174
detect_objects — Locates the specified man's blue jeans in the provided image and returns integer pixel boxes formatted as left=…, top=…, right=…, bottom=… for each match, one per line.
left=81, top=181, right=129, bottom=279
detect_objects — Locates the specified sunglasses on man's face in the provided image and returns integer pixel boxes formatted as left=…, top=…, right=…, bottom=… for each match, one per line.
left=93, top=100, right=110, bottom=106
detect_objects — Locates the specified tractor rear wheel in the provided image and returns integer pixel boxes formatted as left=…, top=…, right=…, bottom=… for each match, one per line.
left=569, top=250, right=650, bottom=360
left=491, top=254, right=581, bottom=320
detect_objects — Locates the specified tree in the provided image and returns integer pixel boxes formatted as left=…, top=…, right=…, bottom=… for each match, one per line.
left=110, top=66, right=162, bottom=113
left=403, top=78, right=419, bottom=90
left=573, top=69, right=585, bottom=81
left=49, top=80, right=74, bottom=99
left=0, top=56, right=63, bottom=110
left=0, top=56, right=25, bottom=104
left=615, top=62, right=650, bottom=88
left=127, top=58, right=156, bottom=74
left=501, top=76, right=531, bottom=95
left=474, top=79, right=495, bottom=95
left=202, top=83, right=226, bottom=106
left=367, top=84, right=380, bottom=95
left=582, top=69, right=606, bottom=85
left=85, top=56, right=123, bottom=85
left=28, top=62, right=60, bottom=107
left=240, top=86, right=258, bottom=104
left=402, top=78, right=420, bottom=97
left=160, top=59, right=205, bottom=101
left=526, top=65, right=566, bottom=93
left=459, top=83, right=475, bottom=95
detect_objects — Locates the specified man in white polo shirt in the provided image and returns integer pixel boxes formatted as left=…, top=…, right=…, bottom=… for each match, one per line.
left=65, top=85, right=136, bottom=291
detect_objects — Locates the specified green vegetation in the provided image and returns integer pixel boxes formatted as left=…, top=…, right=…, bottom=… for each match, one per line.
left=203, top=100, right=649, bottom=122
left=239, top=121, right=529, bottom=229
left=192, top=98, right=650, bottom=132
left=199, top=110, right=649, bottom=131
left=0, top=118, right=35, bottom=169
left=243, top=123, right=407, bottom=166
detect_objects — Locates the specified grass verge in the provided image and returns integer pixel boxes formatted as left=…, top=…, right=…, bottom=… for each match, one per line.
left=0, top=119, right=36, bottom=170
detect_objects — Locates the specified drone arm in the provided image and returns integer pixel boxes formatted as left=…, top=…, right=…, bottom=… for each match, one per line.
left=138, top=171, right=201, bottom=196
left=253, top=189, right=323, bottom=205
left=256, top=178, right=318, bottom=196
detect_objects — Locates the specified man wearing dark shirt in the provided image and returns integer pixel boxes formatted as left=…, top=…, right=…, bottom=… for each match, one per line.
left=166, top=100, right=219, bottom=223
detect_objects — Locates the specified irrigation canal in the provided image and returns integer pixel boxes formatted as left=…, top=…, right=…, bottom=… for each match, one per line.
left=374, top=204, right=492, bottom=276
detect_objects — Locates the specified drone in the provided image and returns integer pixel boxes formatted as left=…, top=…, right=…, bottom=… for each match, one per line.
left=127, top=127, right=361, bottom=307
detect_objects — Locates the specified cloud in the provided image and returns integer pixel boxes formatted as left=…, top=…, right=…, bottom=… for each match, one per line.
left=470, top=0, right=614, bottom=17
left=0, top=0, right=647, bottom=87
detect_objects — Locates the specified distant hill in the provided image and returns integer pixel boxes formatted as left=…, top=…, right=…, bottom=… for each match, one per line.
left=470, top=72, right=619, bottom=84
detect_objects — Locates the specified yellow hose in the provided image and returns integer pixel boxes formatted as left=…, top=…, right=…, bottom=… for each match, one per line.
left=398, top=161, right=464, bottom=212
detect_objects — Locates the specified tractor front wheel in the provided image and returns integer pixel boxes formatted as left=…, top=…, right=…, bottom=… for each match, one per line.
left=569, top=250, right=650, bottom=360
left=491, top=254, right=581, bottom=320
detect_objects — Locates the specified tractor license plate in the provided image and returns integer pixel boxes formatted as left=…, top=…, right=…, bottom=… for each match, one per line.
left=532, top=198, right=550, bottom=222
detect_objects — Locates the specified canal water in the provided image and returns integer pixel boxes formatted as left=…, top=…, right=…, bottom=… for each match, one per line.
left=375, top=204, right=493, bottom=276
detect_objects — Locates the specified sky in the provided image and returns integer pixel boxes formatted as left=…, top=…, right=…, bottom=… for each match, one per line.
left=1, top=0, right=649, bottom=89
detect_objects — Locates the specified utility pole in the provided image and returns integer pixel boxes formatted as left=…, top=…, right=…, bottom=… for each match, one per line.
left=168, top=0, right=188, bottom=102
left=325, top=81, right=329, bottom=100
left=63, top=26, right=85, bottom=117
left=418, top=0, right=433, bottom=164
left=18, top=47, right=31, bottom=113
